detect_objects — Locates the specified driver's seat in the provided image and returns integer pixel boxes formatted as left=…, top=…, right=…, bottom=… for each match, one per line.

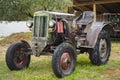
left=76, top=11, right=94, bottom=25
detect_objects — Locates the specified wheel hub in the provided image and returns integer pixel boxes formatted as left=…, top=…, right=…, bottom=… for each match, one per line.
left=14, top=48, right=27, bottom=68
left=60, top=52, right=72, bottom=72
left=99, top=39, right=107, bottom=58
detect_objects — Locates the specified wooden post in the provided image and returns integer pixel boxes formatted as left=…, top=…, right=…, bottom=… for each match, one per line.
left=93, top=3, right=97, bottom=22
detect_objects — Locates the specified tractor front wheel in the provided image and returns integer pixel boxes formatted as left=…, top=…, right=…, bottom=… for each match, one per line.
left=52, top=43, right=76, bottom=78
left=6, top=42, right=31, bottom=70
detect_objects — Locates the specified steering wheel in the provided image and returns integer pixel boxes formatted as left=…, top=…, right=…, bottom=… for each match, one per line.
left=72, top=6, right=83, bottom=21
left=72, top=6, right=83, bottom=14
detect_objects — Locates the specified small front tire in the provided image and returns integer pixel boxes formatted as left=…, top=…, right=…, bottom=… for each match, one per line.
left=6, top=42, right=31, bottom=70
left=52, top=43, right=76, bottom=78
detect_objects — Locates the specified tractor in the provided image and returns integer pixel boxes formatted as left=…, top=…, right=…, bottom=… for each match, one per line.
left=101, top=13, right=120, bottom=38
left=6, top=10, right=112, bottom=78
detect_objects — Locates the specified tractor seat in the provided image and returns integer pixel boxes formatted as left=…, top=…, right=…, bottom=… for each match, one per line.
left=76, top=11, right=94, bottom=25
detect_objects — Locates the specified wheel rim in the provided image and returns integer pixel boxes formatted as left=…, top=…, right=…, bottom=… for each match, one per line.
left=60, top=51, right=73, bottom=74
left=99, top=39, right=107, bottom=58
left=14, top=46, right=28, bottom=68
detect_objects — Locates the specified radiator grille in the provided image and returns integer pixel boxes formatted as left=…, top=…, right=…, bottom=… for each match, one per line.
left=34, top=16, right=48, bottom=37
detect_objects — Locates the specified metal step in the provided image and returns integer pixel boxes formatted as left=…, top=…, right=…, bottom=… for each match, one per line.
left=80, top=33, right=87, bottom=37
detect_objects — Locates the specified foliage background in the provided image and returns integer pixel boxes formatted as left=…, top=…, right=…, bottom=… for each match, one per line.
left=0, top=0, right=72, bottom=21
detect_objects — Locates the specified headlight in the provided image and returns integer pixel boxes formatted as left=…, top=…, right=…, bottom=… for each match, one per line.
left=26, top=21, right=33, bottom=28
left=49, top=20, right=56, bottom=28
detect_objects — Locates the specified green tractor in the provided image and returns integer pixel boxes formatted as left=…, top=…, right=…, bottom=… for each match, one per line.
left=6, top=10, right=112, bottom=78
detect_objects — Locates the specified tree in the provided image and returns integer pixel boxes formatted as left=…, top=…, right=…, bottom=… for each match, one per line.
left=0, top=0, right=72, bottom=21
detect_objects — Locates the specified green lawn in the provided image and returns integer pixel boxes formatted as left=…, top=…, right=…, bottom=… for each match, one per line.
left=0, top=41, right=120, bottom=80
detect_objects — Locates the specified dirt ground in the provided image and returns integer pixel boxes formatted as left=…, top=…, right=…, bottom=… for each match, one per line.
left=104, top=69, right=120, bottom=79
left=104, top=44, right=120, bottom=79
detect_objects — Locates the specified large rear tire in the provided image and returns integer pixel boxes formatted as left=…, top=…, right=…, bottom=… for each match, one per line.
left=52, top=43, right=76, bottom=78
left=6, top=42, right=31, bottom=70
left=89, top=30, right=111, bottom=65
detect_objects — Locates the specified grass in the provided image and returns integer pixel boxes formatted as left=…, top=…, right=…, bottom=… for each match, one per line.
left=0, top=40, right=120, bottom=80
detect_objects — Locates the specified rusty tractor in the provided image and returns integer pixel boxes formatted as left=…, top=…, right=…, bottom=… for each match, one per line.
left=6, top=10, right=112, bottom=78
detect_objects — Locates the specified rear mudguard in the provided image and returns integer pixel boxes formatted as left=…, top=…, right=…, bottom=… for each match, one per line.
left=85, top=22, right=113, bottom=48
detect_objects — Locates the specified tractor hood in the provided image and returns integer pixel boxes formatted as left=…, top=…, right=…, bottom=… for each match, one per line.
left=31, top=11, right=75, bottom=56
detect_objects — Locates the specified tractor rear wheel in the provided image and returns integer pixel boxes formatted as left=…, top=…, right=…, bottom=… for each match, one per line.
left=52, top=43, right=76, bottom=78
left=6, top=42, right=31, bottom=70
left=89, top=30, right=111, bottom=65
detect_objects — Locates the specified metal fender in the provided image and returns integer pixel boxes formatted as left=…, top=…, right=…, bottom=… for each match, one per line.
left=21, top=40, right=31, bottom=48
left=86, top=22, right=111, bottom=48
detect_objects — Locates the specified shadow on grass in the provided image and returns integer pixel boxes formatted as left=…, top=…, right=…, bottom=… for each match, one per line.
left=28, top=55, right=93, bottom=72
left=28, top=57, right=52, bottom=72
